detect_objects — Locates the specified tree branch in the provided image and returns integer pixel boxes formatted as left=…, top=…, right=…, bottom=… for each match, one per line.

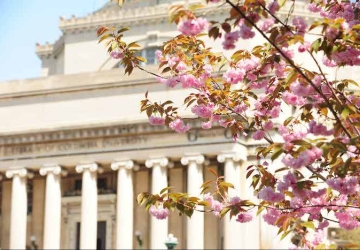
left=225, top=0, right=353, bottom=139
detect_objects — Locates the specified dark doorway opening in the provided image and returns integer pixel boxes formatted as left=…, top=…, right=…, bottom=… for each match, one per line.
left=75, top=221, right=107, bottom=250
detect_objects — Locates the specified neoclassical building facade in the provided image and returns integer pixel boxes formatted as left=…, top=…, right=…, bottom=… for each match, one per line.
left=0, top=0, right=357, bottom=249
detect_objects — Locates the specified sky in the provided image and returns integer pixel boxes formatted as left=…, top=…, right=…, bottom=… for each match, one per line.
left=0, top=0, right=107, bottom=82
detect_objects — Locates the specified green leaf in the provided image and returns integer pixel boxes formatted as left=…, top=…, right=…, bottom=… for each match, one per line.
left=220, top=207, right=230, bottom=218
left=160, top=186, right=172, bottom=195
left=271, top=147, right=284, bottom=161
left=184, top=208, right=194, bottom=218
left=301, top=221, right=315, bottom=230
left=97, top=26, right=109, bottom=37
left=341, top=107, right=350, bottom=119
left=280, top=230, right=291, bottom=240
left=198, top=201, right=210, bottom=206
left=219, top=182, right=235, bottom=189
left=98, top=34, right=112, bottom=43
left=118, top=27, right=130, bottom=33
left=136, top=56, right=147, bottom=63
left=188, top=197, right=200, bottom=202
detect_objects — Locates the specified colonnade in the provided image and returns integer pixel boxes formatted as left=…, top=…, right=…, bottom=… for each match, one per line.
left=4, top=152, right=253, bottom=249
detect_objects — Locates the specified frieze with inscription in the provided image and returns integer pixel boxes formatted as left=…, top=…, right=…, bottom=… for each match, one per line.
left=0, top=136, right=149, bottom=157
left=0, top=126, right=230, bottom=160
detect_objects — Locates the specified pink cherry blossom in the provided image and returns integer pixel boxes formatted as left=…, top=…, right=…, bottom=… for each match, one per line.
left=211, top=200, right=224, bottom=217
left=236, top=212, right=253, bottom=223
left=298, top=41, right=310, bottom=53
left=263, top=209, right=281, bottom=226
left=292, top=17, right=307, bottom=34
left=309, top=120, right=333, bottom=136
left=149, top=205, right=170, bottom=220
left=317, top=220, right=329, bottom=231
left=191, top=103, right=215, bottom=118
left=335, top=212, right=360, bottom=230
left=239, top=23, right=255, bottom=39
left=282, top=147, right=322, bottom=169
left=260, top=18, right=275, bottom=32
left=258, top=187, right=284, bottom=202
left=180, top=74, right=204, bottom=88
left=223, top=67, right=245, bottom=84
left=155, top=50, right=164, bottom=61
left=222, top=31, right=240, bottom=50
left=169, top=119, right=190, bottom=133
left=204, top=193, right=214, bottom=204
left=327, top=177, right=360, bottom=195
left=263, top=120, right=274, bottom=131
left=277, top=171, right=297, bottom=192
left=268, top=0, right=279, bottom=15
left=149, top=116, right=165, bottom=126
left=252, top=130, right=265, bottom=140
left=282, top=91, right=306, bottom=106
left=110, top=50, right=124, bottom=59
left=308, top=3, right=321, bottom=13
left=177, top=17, right=208, bottom=36
left=234, top=103, right=248, bottom=113
left=201, top=121, right=212, bottom=129
left=230, top=196, right=241, bottom=205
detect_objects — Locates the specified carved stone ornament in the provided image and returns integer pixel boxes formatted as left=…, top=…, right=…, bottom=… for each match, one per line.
left=111, top=160, right=134, bottom=171
left=217, top=152, right=244, bottom=163
left=6, top=167, right=29, bottom=178
left=39, top=164, right=67, bottom=176
left=145, top=157, right=169, bottom=168
left=75, top=163, right=101, bottom=173
left=181, top=155, right=205, bottom=165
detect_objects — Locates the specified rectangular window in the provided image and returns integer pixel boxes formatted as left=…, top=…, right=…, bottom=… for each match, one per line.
left=145, top=47, right=158, bottom=64
left=75, top=179, right=82, bottom=191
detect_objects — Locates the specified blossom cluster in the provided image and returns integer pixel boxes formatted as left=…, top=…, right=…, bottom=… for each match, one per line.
left=149, top=205, right=170, bottom=220
left=100, top=0, right=360, bottom=248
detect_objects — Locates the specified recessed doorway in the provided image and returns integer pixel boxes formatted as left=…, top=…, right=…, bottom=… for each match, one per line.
left=75, top=221, right=107, bottom=250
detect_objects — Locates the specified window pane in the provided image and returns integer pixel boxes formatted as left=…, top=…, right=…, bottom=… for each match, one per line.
left=145, top=48, right=157, bottom=64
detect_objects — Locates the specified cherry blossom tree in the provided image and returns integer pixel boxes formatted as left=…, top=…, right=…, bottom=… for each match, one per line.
left=98, top=0, right=360, bottom=248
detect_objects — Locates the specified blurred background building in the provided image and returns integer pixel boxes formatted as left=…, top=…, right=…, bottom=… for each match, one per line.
left=0, top=0, right=356, bottom=249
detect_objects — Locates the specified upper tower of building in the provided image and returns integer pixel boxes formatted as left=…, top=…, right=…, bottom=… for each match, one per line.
left=35, top=0, right=192, bottom=77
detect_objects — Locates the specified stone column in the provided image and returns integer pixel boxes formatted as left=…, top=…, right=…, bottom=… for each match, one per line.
left=111, top=160, right=134, bottom=249
left=6, top=168, right=29, bottom=250
left=39, top=165, right=66, bottom=249
left=217, top=153, right=243, bottom=249
left=75, top=163, right=100, bottom=250
left=181, top=155, right=205, bottom=249
left=145, top=158, right=169, bottom=250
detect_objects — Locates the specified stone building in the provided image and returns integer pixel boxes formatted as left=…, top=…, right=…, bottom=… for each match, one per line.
left=0, top=0, right=354, bottom=249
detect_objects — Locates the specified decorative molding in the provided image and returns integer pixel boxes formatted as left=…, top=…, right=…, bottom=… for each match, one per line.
left=145, top=157, right=169, bottom=168
left=75, top=163, right=102, bottom=173
left=217, top=152, right=245, bottom=163
left=181, top=154, right=205, bottom=165
left=5, top=167, right=29, bottom=178
left=111, top=160, right=134, bottom=171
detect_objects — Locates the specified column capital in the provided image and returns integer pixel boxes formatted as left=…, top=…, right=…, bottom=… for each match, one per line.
left=76, top=163, right=102, bottom=173
left=111, top=160, right=134, bottom=171
left=217, top=152, right=245, bottom=163
left=181, top=154, right=205, bottom=165
left=40, top=165, right=67, bottom=176
left=6, top=168, right=29, bottom=179
left=145, top=157, right=169, bottom=168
